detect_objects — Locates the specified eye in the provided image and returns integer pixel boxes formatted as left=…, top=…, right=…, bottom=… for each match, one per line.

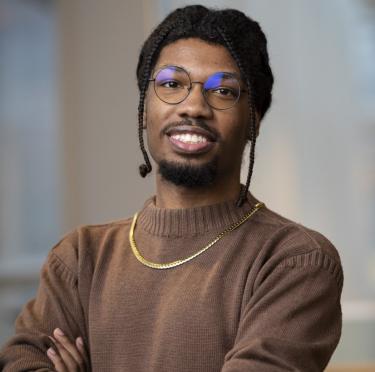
left=212, top=87, right=236, bottom=98
left=159, top=80, right=181, bottom=89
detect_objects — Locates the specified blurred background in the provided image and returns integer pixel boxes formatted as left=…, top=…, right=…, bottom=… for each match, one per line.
left=0, top=0, right=374, bottom=370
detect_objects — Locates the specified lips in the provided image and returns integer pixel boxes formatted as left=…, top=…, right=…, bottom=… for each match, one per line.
left=165, top=125, right=217, bottom=155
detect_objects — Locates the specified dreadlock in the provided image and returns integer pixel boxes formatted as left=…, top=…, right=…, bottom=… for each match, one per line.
left=137, top=18, right=181, bottom=177
left=136, top=5, right=274, bottom=206
left=216, top=26, right=257, bottom=206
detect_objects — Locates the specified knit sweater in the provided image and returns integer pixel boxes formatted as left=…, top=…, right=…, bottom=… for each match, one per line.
left=0, top=193, right=343, bottom=371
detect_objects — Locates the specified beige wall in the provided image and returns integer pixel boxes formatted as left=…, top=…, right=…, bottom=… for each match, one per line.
left=58, top=0, right=156, bottom=231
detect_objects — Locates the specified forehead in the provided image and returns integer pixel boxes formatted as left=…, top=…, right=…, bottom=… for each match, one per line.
left=154, top=38, right=241, bottom=77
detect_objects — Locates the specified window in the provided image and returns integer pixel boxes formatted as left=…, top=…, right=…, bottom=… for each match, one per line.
left=0, top=0, right=60, bottom=343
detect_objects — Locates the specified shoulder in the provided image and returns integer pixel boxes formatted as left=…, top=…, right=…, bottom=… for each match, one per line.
left=46, top=216, right=133, bottom=277
left=249, top=203, right=343, bottom=288
left=254, top=203, right=341, bottom=262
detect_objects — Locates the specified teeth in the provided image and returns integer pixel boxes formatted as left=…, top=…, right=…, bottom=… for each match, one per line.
left=172, top=133, right=208, bottom=144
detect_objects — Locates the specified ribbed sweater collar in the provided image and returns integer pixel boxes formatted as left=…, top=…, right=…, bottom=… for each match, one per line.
left=137, top=191, right=259, bottom=237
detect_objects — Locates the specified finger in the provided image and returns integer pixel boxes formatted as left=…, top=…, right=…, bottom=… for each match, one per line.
left=53, top=328, right=85, bottom=368
left=76, top=337, right=89, bottom=362
left=50, top=335, right=81, bottom=372
left=47, top=347, right=67, bottom=372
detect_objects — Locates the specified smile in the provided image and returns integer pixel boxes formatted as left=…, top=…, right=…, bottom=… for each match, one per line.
left=166, top=129, right=216, bottom=155
left=171, top=133, right=208, bottom=144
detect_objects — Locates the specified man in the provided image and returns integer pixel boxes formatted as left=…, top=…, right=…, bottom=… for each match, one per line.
left=0, top=5, right=343, bottom=371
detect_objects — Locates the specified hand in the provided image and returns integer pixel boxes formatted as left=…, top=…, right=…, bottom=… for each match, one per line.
left=47, top=328, right=88, bottom=372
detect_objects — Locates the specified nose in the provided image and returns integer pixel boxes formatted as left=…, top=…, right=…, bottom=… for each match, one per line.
left=175, top=83, right=213, bottom=119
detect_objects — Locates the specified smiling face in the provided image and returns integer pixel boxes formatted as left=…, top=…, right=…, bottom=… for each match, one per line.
left=145, top=38, right=250, bottom=188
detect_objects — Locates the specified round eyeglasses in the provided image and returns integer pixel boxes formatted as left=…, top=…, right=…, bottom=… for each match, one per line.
left=149, top=65, right=246, bottom=110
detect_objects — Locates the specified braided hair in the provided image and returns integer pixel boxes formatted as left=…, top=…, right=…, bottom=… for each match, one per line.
left=136, top=5, right=274, bottom=206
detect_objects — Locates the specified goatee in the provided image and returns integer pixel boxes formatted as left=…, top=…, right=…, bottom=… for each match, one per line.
left=158, top=158, right=218, bottom=188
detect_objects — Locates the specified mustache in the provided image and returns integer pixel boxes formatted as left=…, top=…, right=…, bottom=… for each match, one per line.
left=162, top=118, right=220, bottom=140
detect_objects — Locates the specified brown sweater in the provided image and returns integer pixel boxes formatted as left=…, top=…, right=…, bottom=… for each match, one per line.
left=0, top=193, right=343, bottom=371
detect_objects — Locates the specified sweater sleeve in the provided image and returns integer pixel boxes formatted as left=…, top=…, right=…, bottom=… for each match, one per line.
left=0, top=235, right=89, bottom=371
left=221, top=231, right=343, bottom=372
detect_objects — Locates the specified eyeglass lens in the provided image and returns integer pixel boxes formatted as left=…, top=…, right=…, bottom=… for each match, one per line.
left=153, top=66, right=241, bottom=110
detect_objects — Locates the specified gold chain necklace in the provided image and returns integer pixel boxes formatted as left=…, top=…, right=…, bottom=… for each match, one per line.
left=129, top=201, right=264, bottom=270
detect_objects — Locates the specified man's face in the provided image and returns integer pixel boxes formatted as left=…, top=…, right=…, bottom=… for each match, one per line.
left=145, top=38, right=250, bottom=187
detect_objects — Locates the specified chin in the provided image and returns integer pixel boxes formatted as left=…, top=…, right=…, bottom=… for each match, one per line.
left=158, top=158, right=218, bottom=188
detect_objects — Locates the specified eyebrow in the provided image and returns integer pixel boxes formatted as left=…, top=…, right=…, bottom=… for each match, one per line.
left=153, top=64, right=242, bottom=80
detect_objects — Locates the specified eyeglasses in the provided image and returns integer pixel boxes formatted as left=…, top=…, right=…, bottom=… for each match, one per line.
left=149, top=65, right=246, bottom=110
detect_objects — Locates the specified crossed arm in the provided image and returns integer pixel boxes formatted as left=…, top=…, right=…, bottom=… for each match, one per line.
left=47, top=255, right=343, bottom=372
left=0, top=236, right=343, bottom=371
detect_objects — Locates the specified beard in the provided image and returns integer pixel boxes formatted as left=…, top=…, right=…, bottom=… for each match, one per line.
left=158, top=158, right=218, bottom=188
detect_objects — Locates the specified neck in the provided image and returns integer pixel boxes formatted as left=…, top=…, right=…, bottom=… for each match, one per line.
left=155, top=175, right=242, bottom=209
